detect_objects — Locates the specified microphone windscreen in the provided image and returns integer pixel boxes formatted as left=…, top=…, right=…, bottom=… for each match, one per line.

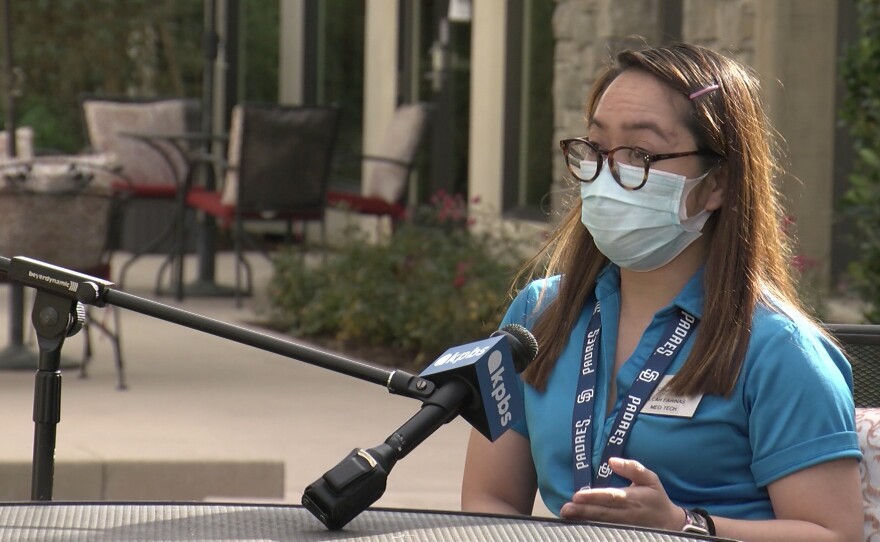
left=494, top=323, right=538, bottom=372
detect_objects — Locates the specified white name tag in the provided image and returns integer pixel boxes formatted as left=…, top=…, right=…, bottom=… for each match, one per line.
left=643, top=375, right=702, bottom=418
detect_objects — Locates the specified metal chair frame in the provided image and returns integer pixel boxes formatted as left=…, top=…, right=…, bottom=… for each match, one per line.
left=825, top=323, right=880, bottom=408
left=184, top=103, right=342, bottom=307
left=80, top=94, right=201, bottom=294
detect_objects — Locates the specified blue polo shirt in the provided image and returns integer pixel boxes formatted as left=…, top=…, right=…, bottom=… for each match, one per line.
left=504, top=265, right=860, bottom=519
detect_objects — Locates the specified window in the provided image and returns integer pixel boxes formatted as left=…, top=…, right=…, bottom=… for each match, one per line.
left=503, top=0, right=554, bottom=220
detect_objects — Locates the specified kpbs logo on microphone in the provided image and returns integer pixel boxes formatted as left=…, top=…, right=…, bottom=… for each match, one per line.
left=419, top=336, right=524, bottom=441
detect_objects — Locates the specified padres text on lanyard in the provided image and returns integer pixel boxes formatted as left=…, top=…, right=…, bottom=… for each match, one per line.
left=571, top=300, right=698, bottom=490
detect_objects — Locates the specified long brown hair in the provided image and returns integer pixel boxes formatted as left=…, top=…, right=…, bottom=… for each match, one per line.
left=519, top=43, right=806, bottom=397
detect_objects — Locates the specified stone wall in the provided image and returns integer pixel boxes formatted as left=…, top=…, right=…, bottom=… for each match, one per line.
left=681, top=0, right=756, bottom=66
left=551, top=0, right=671, bottom=215
left=551, top=0, right=758, bottom=184
left=549, top=0, right=839, bottom=287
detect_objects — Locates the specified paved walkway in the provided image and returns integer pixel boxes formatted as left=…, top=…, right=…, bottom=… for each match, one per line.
left=0, top=251, right=484, bottom=512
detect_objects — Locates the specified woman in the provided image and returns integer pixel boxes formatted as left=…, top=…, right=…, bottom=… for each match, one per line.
left=461, top=43, right=863, bottom=541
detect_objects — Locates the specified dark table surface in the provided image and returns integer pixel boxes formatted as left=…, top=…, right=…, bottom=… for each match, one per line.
left=0, top=501, right=733, bottom=542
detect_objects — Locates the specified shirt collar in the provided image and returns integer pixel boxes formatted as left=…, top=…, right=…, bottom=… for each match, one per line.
left=594, top=263, right=620, bottom=302
left=594, top=264, right=706, bottom=319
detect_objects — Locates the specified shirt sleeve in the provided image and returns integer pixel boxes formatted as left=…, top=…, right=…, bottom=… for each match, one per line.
left=743, top=312, right=861, bottom=487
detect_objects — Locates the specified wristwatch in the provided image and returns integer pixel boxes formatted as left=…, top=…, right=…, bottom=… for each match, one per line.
left=681, top=507, right=712, bottom=535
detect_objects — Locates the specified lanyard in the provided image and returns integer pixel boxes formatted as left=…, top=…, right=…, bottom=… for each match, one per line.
left=572, top=300, right=698, bottom=490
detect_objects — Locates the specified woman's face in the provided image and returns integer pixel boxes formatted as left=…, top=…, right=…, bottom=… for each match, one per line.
left=588, top=69, right=722, bottom=215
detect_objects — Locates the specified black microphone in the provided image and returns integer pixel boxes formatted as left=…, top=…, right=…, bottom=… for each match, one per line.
left=419, top=323, right=538, bottom=442
left=302, top=324, right=538, bottom=530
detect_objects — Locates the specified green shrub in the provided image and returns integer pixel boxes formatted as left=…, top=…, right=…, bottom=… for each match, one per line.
left=267, top=193, right=537, bottom=369
left=839, top=0, right=880, bottom=322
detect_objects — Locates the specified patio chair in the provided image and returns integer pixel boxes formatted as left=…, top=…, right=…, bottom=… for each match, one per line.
left=823, top=324, right=880, bottom=540
left=826, top=324, right=880, bottom=408
left=184, top=103, right=342, bottom=307
left=856, top=407, right=880, bottom=540
left=80, top=95, right=201, bottom=290
left=0, top=157, right=127, bottom=388
left=326, top=102, right=431, bottom=231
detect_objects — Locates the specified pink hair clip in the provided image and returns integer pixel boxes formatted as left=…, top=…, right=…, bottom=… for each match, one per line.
left=688, top=83, right=720, bottom=100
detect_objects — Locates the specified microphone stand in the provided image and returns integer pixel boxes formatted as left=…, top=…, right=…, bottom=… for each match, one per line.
left=0, top=255, right=436, bottom=501
left=30, top=289, right=85, bottom=500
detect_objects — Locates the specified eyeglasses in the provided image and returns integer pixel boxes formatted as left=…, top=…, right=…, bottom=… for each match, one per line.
left=559, top=137, right=718, bottom=190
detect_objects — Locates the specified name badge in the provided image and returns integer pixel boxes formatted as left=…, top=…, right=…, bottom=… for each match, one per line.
left=643, top=375, right=702, bottom=418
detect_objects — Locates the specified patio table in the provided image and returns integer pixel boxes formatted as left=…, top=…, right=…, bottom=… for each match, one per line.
left=118, top=131, right=231, bottom=301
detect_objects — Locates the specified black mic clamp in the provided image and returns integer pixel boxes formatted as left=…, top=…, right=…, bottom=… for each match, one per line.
left=301, top=381, right=470, bottom=530
left=301, top=442, right=398, bottom=530
left=7, top=256, right=114, bottom=305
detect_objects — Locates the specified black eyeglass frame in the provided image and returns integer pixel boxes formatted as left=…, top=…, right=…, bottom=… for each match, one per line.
left=559, top=137, right=720, bottom=191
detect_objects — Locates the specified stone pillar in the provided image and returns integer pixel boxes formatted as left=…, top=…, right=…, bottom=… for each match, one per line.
left=469, top=1, right=508, bottom=214
left=363, top=0, right=400, bottom=183
left=550, top=0, right=669, bottom=221
left=682, top=0, right=756, bottom=66
left=278, top=0, right=305, bottom=105
left=753, top=0, right=838, bottom=280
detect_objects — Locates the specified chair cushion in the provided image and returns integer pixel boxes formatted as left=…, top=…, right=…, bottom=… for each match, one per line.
left=363, top=104, right=428, bottom=203
left=327, top=190, right=407, bottom=220
left=83, top=99, right=194, bottom=190
left=220, top=105, right=244, bottom=206
left=187, top=189, right=234, bottom=223
left=857, top=407, right=880, bottom=540
left=189, top=187, right=324, bottom=227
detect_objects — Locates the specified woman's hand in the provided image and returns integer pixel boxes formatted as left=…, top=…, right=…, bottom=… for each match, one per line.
left=559, top=457, right=683, bottom=531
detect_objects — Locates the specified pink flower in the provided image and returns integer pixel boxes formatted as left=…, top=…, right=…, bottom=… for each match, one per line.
left=453, top=261, right=471, bottom=288
left=791, top=254, right=818, bottom=273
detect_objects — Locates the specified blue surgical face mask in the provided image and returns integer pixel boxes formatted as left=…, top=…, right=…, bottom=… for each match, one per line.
left=579, top=161, right=713, bottom=272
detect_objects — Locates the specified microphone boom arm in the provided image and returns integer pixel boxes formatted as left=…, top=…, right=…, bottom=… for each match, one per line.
left=0, top=254, right=437, bottom=502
